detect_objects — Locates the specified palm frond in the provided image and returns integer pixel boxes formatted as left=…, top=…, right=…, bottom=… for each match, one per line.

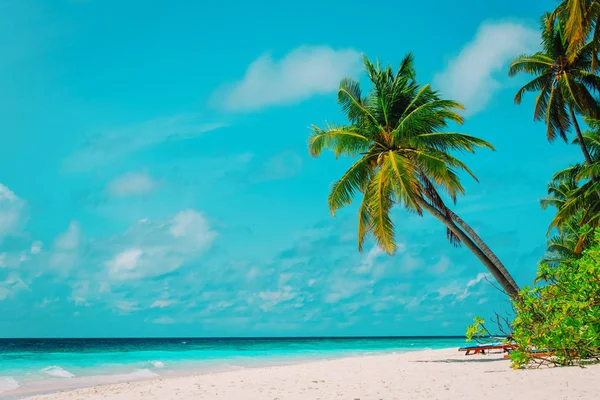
left=308, top=125, right=375, bottom=158
left=328, top=156, right=376, bottom=215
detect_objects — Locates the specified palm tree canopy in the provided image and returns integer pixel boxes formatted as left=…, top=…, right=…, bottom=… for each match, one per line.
left=509, top=13, right=600, bottom=142
left=551, top=0, right=600, bottom=60
left=308, top=54, right=493, bottom=254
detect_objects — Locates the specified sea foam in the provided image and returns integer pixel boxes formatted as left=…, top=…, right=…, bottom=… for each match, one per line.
left=41, top=366, right=75, bottom=378
left=149, top=360, right=165, bottom=368
left=0, top=377, right=19, bottom=393
left=126, top=369, right=159, bottom=379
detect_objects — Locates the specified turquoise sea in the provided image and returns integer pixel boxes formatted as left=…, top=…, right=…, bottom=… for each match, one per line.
left=0, top=337, right=464, bottom=398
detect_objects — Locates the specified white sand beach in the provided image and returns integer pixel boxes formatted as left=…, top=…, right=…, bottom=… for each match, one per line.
left=20, top=348, right=600, bottom=400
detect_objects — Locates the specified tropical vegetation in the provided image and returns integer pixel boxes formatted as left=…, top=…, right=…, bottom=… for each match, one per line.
left=509, top=12, right=600, bottom=164
left=510, top=228, right=600, bottom=367
left=308, top=54, right=520, bottom=297
left=309, top=0, right=600, bottom=368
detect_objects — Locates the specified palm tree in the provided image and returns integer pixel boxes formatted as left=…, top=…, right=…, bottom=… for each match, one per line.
left=551, top=0, right=600, bottom=64
left=547, top=121, right=600, bottom=229
left=541, top=213, right=592, bottom=267
left=308, top=54, right=520, bottom=298
left=541, top=172, right=594, bottom=262
left=509, top=13, right=600, bottom=165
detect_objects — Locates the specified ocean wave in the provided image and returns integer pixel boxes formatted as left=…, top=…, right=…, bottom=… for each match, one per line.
left=149, top=360, right=165, bottom=368
left=0, top=377, right=19, bottom=393
left=41, top=366, right=75, bottom=378
left=126, top=369, right=159, bottom=379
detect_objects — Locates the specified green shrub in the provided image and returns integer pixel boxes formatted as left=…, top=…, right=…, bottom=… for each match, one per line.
left=510, top=229, right=600, bottom=368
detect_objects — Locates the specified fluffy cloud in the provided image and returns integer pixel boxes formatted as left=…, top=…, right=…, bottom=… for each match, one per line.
left=150, top=299, right=177, bottom=308
left=49, top=221, right=81, bottom=273
left=0, top=184, right=26, bottom=240
left=436, top=272, right=491, bottom=303
left=354, top=246, right=385, bottom=274
left=216, top=46, right=362, bottom=111
left=106, top=209, right=217, bottom=281
left=115, top=300, right=140, bottom=313
left=107, top=171, right=157, bottom=197
left=30, top=241, right=43, bottom=255
left=0, top=273, right=28, bottom=301
left=434, top=22, right=539, bottom=115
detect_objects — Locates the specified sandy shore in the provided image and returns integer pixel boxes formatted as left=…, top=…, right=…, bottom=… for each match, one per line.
left=20, top=348, right=600, bottom=400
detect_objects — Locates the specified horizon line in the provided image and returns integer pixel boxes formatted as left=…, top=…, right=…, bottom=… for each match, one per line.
left=0, top=335, right=467, bottom=340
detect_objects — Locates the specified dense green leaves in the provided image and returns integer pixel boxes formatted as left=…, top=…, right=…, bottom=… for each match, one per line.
left=309, top=54, right=521, bottom=297
left=510, top=228, right=600, bottom=368
left=543, top=123, right=600, bottom=231
left=510, top=13, right=600, bottom=144
left=308, top=54, right=493, bottom=254
left=551, top=0, right=600, bottom=62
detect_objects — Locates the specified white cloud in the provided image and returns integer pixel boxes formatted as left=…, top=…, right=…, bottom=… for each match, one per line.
left=106, top=209, right=217, bottom=280
left=107, top=248, right=143, bottom=278
left=258, top=287, right=297, bottom=311
left=325, top=273, right=372, bottom=304
left=355, top=246, right=385, bottom=274
left=30, top=240, right=43, bottom=254
left=107, top=171, right=157, bottom=197
left=437, top=273, right=491, bottom=303
left=0, top=273, right=28, bottom=301
left=150, top=299, right=177, bottom=308
left=216, top=46, right=362, bottom=111
left=434, top=22, right=538, bottom=115
left=54, top=221, right=80, bottom=250
left=38, top=297, right=58, bottom=308
left=0, top=184, right=26, bottom=240
left=401, top=252, right=423, bottom=272
left=466, top=272, right=490, bottom=288
left=115, top=300, right=139, bottom=313
left=169, top=209, right=215, bottom=246
left=70, top=281, right=90, bottom=305
left=64, top=114, right=226, bottom=172
left=432, top=256, right=451, bottom=274
left=49, top=221, right=81, bottom=273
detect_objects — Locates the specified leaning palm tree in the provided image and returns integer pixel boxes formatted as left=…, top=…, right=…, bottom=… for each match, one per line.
left=308, top=54, right=520, bottom=298
left=509, top=13, right=600, bottom=165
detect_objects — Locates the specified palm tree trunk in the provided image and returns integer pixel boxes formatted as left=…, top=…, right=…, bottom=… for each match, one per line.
left=446, top=209, right=520, bottom=293
left=569, top=106, right=594, bottom=165
left=414, top=196, right=520, bottom=298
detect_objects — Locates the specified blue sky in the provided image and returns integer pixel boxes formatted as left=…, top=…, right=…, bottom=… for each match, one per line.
left=0, top=0, right=580, bottom=337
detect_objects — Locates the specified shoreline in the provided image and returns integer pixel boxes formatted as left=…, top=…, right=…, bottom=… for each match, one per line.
left=10, top=347, right=600, bottom=400
left=0, top=347, right=431, bottom=399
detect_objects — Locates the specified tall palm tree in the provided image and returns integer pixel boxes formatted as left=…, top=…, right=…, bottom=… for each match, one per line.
left=551, top=0, right=600, bottom=64
left=509, top=13, right=600, bottom=165
left=308, top=54, right=520, bottom=298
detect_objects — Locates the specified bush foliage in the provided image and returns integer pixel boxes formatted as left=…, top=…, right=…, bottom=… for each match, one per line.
left=466, top=228, right=600, bottom=368
left=509, top=229, right=600, bottom=367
